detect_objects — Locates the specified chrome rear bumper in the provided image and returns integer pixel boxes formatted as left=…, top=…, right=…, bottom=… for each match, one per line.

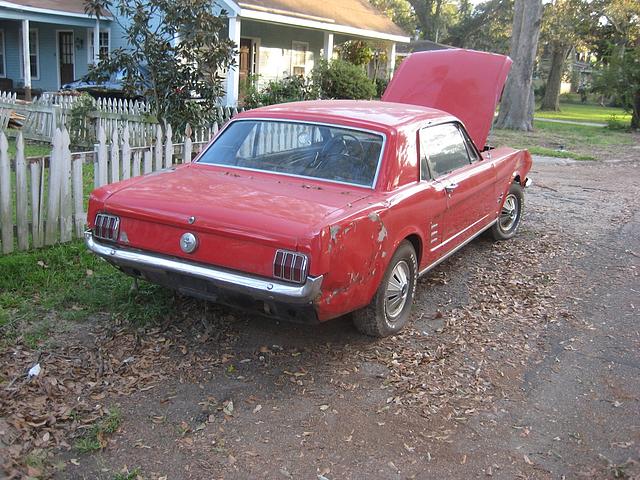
left=84, top=231, right=323, bottom=305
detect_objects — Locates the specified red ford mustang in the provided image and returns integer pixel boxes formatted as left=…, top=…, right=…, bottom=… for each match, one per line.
left=86, top=49, right=532, bottom=337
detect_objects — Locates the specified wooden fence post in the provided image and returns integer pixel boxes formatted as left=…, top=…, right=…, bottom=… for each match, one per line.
left=183, top=124, right=193, bottom=163
left=45, top=129, right=63, bottom=245
left=96, top=126, right=108, bottom=187
left=59, top=128, right=73, bottom=242
left=132, top=150, right=141, bottom=177
left=30, top=159, right=44, bottom=248
left=72, top=153, right=85, bottom=238
left=15, top=132, right=29, bottom=250
left=121, top=126, right=131, bottom=180
left=143, top=149, right=152, bottom=174
left=164, top=122, right=173, bottom=168
left=110, top=128, right=120, bottom=183
left=0, top=132, right=12, bottom=253
left=154, top=124, right=163, bottom=171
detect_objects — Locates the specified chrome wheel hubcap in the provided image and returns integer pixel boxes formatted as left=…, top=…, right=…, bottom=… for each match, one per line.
left=499, top=194, right=519, bottom=231
left=385, top=260, right=410, bottom=319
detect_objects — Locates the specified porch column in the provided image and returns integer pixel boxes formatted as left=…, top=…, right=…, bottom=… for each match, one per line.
left=387, top=42, right=397, bottom=78
left=22, top=20, right=31, bottom=101
left=93, top=20, right=100, bottom=64
left=225, top=15, right=241, bottom=106
left=323, top=32, right=334, bottom=61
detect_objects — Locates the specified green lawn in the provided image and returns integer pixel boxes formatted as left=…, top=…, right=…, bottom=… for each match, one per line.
left=489, top=119, right=636, bottom=161
left=0, top=241, right=178, bottom=348
left=535, top=102, right=631, bottom=124
left=5, top=136, right=51, bottom=158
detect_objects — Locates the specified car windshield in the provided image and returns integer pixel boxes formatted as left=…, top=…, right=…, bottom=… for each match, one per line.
left=197, top=120, right=385, bottom=187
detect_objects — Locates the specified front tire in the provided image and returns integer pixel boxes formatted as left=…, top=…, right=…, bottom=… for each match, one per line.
left=353, top=241, right=417, bottom=337
left=491, top=183, right=524, bottom=241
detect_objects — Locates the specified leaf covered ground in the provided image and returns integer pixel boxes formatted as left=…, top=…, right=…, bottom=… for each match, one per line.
left=1, top=152, right=639, bottom=479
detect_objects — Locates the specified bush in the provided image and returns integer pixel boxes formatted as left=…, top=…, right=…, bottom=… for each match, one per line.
left=607, top=114, right=628, bottom=131
left=374, top=78, right=389, bottom=98
left=312, top=59, right=376, bottom=100
left=242, top=74, right=319, bottom=109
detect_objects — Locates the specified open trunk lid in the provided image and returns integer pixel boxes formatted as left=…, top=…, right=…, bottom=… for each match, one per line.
left=382, top=48, right=512, bottom=150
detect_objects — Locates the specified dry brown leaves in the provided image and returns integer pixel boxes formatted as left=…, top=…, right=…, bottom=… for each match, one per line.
left=355, top=228, right=572, bottom=421
left=0, top=324, right=212, bottom=478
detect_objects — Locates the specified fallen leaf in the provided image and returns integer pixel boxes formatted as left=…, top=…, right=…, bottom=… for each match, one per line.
left=223, top=400, right=234, bottom=416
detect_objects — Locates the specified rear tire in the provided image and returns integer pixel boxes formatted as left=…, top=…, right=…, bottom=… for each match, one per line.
left=491, top=183, right=524, bottom=241
left=353, top=241, right=417, bottom=337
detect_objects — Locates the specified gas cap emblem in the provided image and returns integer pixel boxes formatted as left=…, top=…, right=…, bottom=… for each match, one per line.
left=180, top=232, right=198, bottom=253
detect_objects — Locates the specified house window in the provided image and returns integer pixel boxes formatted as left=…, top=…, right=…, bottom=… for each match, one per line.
left=291, top=41, right=309, bottom=76
left=87, top=29, right=110, bottom=63
left=0, top=31, right=5, bottom=77
left=18, top=29, right=39, bottom=80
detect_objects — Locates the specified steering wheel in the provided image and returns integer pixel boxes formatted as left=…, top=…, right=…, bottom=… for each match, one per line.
left=318, top=133, right=365, bottom=163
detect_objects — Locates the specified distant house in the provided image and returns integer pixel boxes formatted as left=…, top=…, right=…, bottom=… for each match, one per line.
left=0, top=0, right=112, bottom=98
left=0, top=0, right=409, bottom=105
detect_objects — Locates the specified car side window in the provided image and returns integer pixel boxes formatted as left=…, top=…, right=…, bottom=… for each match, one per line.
left=420, top=123, right=473, bottom=178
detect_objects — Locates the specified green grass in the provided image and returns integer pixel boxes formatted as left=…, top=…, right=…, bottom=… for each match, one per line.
left=5, top=136, right=51, bottom=158
left=489, top=118, right=636, bottom=161
left=525, top=145, right=595, bottom=161
left=113, top=468, right=142, bottom=480
left=74, top=408, right=122, bottom=454
left=535, top=102, right=631, bottom=124
left=0, top=241, right=178, bottom=348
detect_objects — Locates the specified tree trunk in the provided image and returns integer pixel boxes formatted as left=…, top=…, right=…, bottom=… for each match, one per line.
left=494, top=0, right=544, bottom=131
left=407, top=0, right=436, bottom=40
left=540, top=43, right=570, bottom=111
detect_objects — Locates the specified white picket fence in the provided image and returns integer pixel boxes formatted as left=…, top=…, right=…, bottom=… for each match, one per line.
left=0, top=91, right=241, bottom=146
left=0, top=122, right=219, bottom=254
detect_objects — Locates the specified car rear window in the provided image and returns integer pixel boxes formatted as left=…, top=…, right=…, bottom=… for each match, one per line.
left=197, top=120, right=385, bottom=187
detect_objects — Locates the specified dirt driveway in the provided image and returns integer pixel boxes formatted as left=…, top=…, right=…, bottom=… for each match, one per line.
left=2, top=151, right=639, bottom=479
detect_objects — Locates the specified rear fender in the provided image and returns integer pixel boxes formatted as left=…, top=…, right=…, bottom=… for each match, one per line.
left=314, top=209, right=394, bottom=321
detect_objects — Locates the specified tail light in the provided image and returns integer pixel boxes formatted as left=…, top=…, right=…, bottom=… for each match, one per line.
left=273, top=250, right=308, bottom=284
left=94, top=213, right=120, bottom=241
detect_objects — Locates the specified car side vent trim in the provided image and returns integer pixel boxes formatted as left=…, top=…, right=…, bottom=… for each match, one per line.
left=94, top=213, right=120, bottom=242
left=273, top=250, right=308, bottom=284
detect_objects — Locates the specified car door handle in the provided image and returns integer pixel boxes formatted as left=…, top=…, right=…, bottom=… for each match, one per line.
left=444, top=183, right=459, bottom=194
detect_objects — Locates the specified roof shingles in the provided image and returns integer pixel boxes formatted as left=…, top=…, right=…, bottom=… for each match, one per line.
left=237, top=0, right=408, bottom=37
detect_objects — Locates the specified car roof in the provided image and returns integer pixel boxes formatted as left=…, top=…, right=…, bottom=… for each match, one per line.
left=235, top=100, right=456, bottom=130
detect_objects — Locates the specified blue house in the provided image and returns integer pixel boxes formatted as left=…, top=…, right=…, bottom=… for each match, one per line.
left=0, top=0, right=409, bottom=105
left=0, top=0, right=114, bottom=98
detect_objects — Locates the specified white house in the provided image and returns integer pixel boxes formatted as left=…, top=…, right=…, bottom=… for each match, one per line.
left=214, top=0, right=410, bottom=105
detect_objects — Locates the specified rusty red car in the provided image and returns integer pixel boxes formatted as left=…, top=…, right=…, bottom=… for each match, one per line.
left=85, top=49, right=532, bottom=337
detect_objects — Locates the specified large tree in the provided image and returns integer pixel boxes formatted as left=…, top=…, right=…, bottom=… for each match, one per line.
left=84, top=0, right=235, bottom=129
left=539, top=0, right=594, bottom=111
left=446, top=0, right=512, bottom=51
left=404, top=0, right=459, bottom=41
left=369, top=0, right=417, bottom=34
left=494, top=0, right=544, bottom=130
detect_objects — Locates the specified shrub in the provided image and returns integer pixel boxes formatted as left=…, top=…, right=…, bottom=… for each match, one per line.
left=312, top=59, right=376, bottom=100
left=607, top=114, right=628, bottom=131
left=243, top=74, right=319, bottom=109
left=374, top=78, right=389, bottom=98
